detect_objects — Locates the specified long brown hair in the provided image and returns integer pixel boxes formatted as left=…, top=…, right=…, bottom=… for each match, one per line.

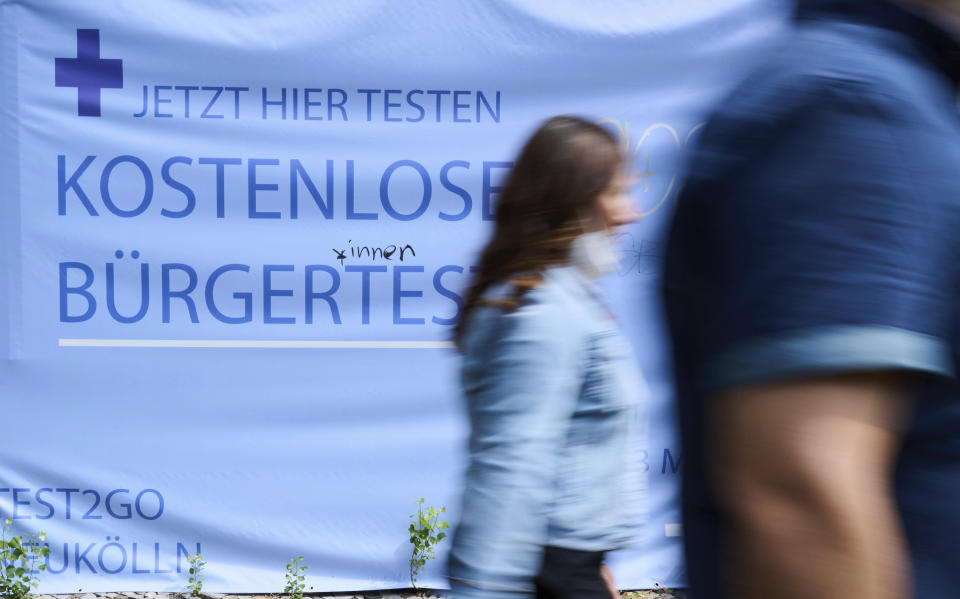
left=454, top=115, right=623, bottom=347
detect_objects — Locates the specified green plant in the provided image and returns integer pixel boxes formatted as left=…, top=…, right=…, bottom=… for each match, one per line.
left=0, top=518, right=50, bottom=599
left=283, top=556, right=307, bottom=599
left=186, top=552, right=205, bottom=597
left=408, top=498, right=449, bottom=592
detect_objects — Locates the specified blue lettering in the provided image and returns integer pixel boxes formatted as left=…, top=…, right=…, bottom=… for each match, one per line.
left=477, top=90, right=501, bottom=122
left=131, top=543, right=150, bottom=574
left=161, top=263, right=199, bottom=323
left=75, top=543, right=96, bottom=573
left=200, top=86, right=224, bottom=119
left=175, top=85, right=199, bottom=118
left=225, top=86, right=248, bottom=119
left=393, top=266, right=424, bottom=325
left=205, top=264, right=253, bottom=324
left=345, top=159, right=376, bottom=220
left=482, top=161, right=512, bottom=221
left=56, top=488, right=79, bottom=519
left=154, top=542, right=172, bottom=574
left=12, top=488, right=30, bottom=519
left=405, top=90, right=425, bottom=122
left=176, top=543, right=201, bottom=574
left=160, top=156, right=196, bottom=218
left=426, top=90, right=450, bottom=122
left=198, top=157, right=242, bottom=218
left=662, top=448, right=683, bottom=474
left=290, top=159, right=333, bottom=219
left=35, top=488, right=55, bottom=520
left=439, top=160, right=471, bottom=221
left=153, top=85, right=173, bottom=118
left=328, top=88, right=348, bottom=121
left=135, top=489, right=164, bottom=520
left=304, top=88, right=323, bottom=120
left=264, top=264, right=296, bottom=324
left=357, top=88, right=380, bottom=121
left=100, top=155, right=153, bottom=217
left=380, top=160, right=431, bottom=221
left=305, top=265, right=342, bottom=325
left=432, top=265, right=464, bottom=325
left=81, top=489, right=102, bottom=519
left=59, top=262, right=96, bottom=322
left=133, top=85, right=148, bottom=118
left=248, top=159, right=282, bottom=219
left=105, top=489, right=132, bottom=519
left=345, top=265, right=387, bottom=325
left=58, top=155, right=98, bottom=215
left=453, top=90, right=471, bottom=123
left=105, top=260, right=150, bottom=323
left=262, top=87, right=287, bottom=119
left=383, top=89, right=402, bottom=122
left=45, top=544, right=69, bottom=575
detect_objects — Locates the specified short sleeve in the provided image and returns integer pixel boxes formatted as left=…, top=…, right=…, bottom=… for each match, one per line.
left=687, top=79, right=959, bottom=389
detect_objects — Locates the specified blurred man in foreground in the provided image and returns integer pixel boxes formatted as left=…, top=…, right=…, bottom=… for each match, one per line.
left=662, top=1, right=960, bottom=598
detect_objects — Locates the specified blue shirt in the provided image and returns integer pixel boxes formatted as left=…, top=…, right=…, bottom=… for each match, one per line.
left=663, top=1, right=960, bottom=597
left=448, top=265, right=647, bottom=599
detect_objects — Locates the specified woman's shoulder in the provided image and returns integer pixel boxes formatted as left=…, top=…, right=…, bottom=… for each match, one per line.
left=522, top=268, right=593, bottom=319
left=464, top=267, right=593, bottom=349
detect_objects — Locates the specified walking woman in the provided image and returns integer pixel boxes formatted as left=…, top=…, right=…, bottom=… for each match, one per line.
left=447, top=116, right=648, bottom=599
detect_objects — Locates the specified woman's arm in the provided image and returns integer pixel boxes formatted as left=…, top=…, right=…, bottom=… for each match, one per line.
left=448, top=297, right=585, bottom=597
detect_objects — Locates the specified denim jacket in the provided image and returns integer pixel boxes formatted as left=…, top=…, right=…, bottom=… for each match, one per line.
left=447, top=265, right=648, bottom=599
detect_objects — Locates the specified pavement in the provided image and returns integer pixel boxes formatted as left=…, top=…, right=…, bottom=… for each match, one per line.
left=34, top=590, right=685, bottom=599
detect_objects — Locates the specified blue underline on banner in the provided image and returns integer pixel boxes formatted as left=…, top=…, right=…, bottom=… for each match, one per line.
left=58, top=338, right=455, bottom=349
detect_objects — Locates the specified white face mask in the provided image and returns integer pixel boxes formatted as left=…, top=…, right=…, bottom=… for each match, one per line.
left=569, top=231, right=620, bottom=279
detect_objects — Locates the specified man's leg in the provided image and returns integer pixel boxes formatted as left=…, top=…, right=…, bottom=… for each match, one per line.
left=712, top=372, right=911, bottom=599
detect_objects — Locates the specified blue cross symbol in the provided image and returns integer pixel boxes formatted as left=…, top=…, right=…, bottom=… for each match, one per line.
left=55, top=29, right=123, bottom=117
